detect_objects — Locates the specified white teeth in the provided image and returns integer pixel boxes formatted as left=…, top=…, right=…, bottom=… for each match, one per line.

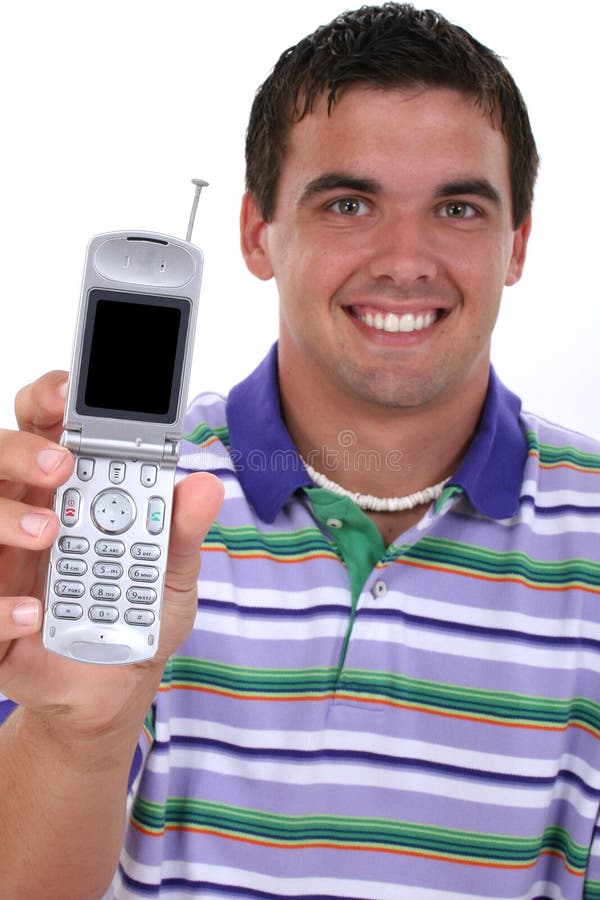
left=384, top=312, right=400, bottom=332
left=358, top=310, right=437, bottom=333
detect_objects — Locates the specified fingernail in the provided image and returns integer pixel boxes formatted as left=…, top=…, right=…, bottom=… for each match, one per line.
left=20, top=511, right=52, bottom=538
left=37, top=448, right=69, bottom=474
left=58, top=380, right=68, bottom=401
left=12, top=601, right=39, bottom=627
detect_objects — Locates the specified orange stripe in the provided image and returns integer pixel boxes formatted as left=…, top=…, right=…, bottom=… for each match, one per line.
left=201, top=545, right=338, bottom=564
left=200, top=538, right=600, bottom=592
left=539, top=461, right=600, bottom=474
left=187, top=436, right=223, bottom=451
left=398, top=557, right=600, bottom=595
left=129, top=821, right=582, bottom=875
left=157, top=683, right=598, bottom=738
left=528, top=448, right=600, bottom=474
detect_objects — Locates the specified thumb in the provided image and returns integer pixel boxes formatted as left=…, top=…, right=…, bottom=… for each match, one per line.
left=165, top=472, right=224, bottom=594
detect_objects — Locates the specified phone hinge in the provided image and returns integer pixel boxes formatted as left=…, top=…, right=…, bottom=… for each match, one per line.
left=62, top=429, right=180, bottom=465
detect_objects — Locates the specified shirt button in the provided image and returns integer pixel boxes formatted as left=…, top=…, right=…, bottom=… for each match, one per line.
left=372, top=579, right=388, bottom=599
left=326, top=517, right=343, bottom=529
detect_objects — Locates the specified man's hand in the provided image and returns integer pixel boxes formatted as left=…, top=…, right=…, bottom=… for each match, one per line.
left=0, top=372, right=223, bottom=898
left=0, top=370, right=224, bottom=734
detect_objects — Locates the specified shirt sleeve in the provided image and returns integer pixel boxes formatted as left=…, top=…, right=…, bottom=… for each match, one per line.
left=0, top=697, right=17, bottom=726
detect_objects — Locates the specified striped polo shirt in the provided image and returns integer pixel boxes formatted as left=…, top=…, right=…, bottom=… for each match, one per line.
left=104, top=345, right=600, bottom=899
left=3, top=345, right=600, bottom=899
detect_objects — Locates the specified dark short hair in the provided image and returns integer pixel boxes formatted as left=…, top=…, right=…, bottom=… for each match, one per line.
left=245, top=3, right=539, bottom=228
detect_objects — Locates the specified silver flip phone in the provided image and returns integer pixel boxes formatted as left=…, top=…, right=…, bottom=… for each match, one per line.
left=43, top=183, right=207, bottom=665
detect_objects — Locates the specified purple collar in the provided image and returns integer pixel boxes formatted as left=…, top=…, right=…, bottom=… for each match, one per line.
left=226, top=343, right=527, bottom=523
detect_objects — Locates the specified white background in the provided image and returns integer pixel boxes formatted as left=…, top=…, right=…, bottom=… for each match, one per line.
left=1, top=1, right=598, bottom=436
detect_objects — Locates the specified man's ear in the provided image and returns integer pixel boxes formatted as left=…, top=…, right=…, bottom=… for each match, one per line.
left=240, top=191, right=274, bottom=281
left=505, top=214, right=532, bottom=287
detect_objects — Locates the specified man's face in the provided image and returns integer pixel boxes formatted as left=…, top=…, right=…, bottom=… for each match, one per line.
left=242, top=86, right=530, bottom=413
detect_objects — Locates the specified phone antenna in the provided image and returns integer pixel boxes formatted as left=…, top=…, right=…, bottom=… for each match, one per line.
left=186, top=178, right=209, bottom=242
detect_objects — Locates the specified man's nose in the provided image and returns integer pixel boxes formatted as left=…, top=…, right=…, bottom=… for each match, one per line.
left=364, top=214, right=439, bottom=285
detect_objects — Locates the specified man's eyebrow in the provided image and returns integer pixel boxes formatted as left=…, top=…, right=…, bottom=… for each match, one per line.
left=299, top=173, right=381, bottom=203
left=436, top=179, right=503, bottom=207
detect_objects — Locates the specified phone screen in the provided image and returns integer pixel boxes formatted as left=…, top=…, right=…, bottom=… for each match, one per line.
left=76, top=289, right=191, bottom=423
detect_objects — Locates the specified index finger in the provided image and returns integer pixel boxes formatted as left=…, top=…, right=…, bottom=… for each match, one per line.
left=15, top=371, right=68, bottom=440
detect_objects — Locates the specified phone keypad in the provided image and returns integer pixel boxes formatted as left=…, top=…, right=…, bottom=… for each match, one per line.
left=46, top=456, right=175, bottom=659
left=52, top=541, right=163, bottom=618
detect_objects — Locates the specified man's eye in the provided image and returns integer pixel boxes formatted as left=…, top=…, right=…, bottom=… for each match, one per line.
left=330, top=197, right=368, bottom=216
left=440, top=201, right=477, bottom=219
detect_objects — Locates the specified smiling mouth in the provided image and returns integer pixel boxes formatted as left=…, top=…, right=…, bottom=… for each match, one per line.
left=350, top=308, right=442, bottom=334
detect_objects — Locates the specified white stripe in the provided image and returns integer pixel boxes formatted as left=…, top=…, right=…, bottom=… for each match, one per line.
left=194, top=608, right=345, bottom=640
left=217, top=478, right=250, bottom=499
left=511, top=501, right=600, bottom=535
left=198, top=580, right=346, bottom=608
left=520, top=482, right=600, bottom=507
left=179, top=449, right=236, bottom=473
left=354, top=615, right=600, bottom=673
left=144, top=744, right=598, bottom=818
left=518, top=507, right=600, bottom=535
left=199, top=572, right=600, bottom=642
left=109, top=851, right=493, bottom=900
left=155, top=719, right=600, bottom=789
left=197, top=579, right=348, bottom=610
left=192, top=594, right=600, bottom=673
left=377, top=590, right=600, bottom=643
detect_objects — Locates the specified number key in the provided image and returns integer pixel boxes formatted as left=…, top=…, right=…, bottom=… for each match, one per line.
left=95, top=539, right=126, bottom=558
left=92, top=561, right=123, bottom=579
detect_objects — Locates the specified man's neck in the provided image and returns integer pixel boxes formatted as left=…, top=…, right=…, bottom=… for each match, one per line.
left=279, top=358, right=489, bottom=544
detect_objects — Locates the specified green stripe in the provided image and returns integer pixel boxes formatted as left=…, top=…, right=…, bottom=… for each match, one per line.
left=161, top=658, right=600, bottom=734
left=203, top=518, right=600, bottom=590
left=527, top=431, right=600, bottom=471
left=142, top=705, right=155, bottom=740
left=163, top=658, right=338, bottom=697
left=585, top=879, right=600, bottom=899
left=203, top=523, right=338, bottom=560
left=399, top=535, right=600, bottom=591
left=340, top=670, right=600, bottom=732
left=185, top=422, right=231, bottom=449
left=131, top=797, right=587, bottom=871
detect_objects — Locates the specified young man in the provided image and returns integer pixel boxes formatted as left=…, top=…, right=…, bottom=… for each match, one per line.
left=2, top=5, right=600, bottom=898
